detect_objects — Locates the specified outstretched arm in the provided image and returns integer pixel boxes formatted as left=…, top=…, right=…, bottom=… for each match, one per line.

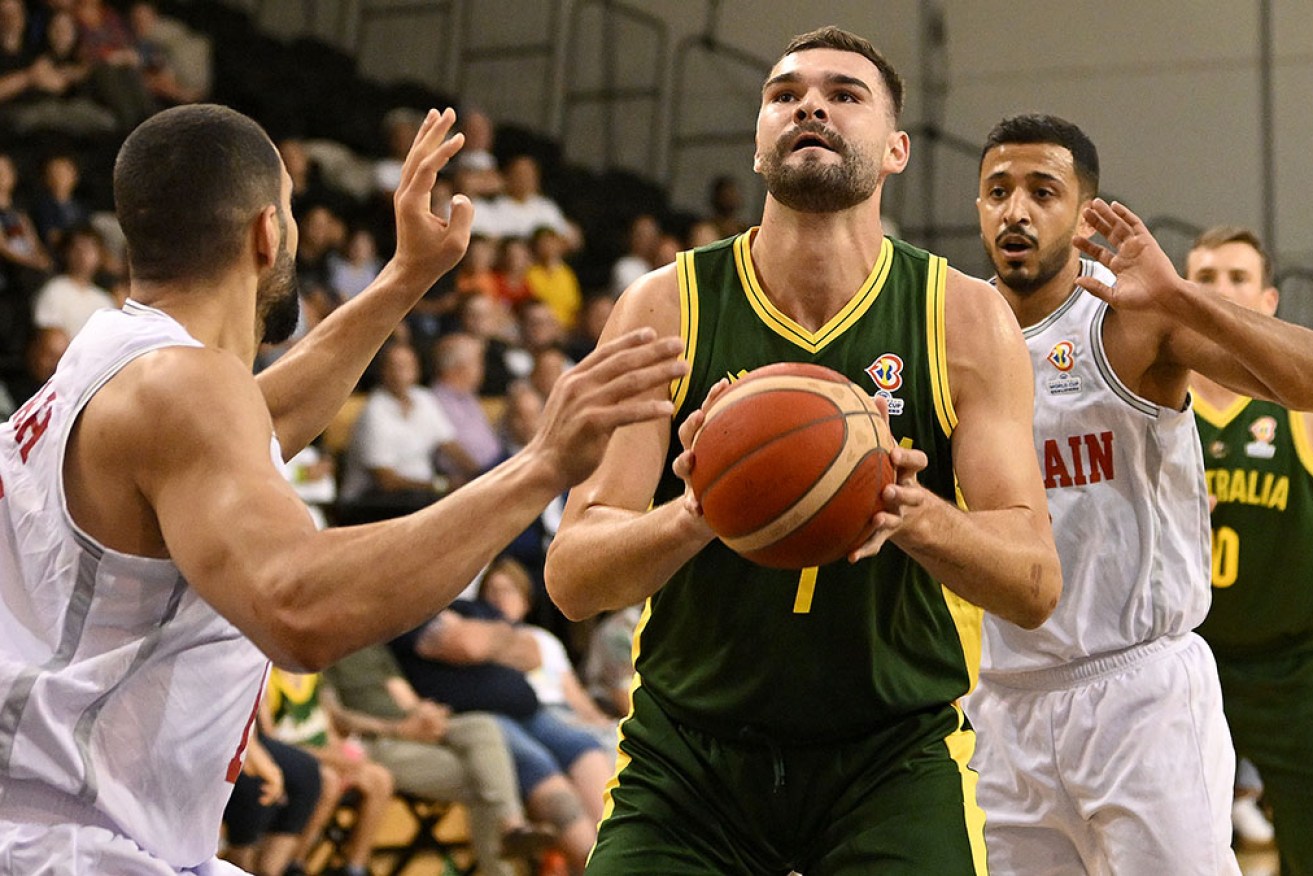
left=258, top=108, right=473, bottom=458
left=855, top=272, right=1061, bottom=629
left=1075, top=198, right=1313, bottom=410
left=120, top=329, right=684, bottom=671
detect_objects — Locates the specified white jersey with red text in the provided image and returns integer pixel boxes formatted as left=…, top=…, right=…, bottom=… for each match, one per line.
left=983, top=260, right=1211, bottom=673
left=0, top=300, right=270, bottom=870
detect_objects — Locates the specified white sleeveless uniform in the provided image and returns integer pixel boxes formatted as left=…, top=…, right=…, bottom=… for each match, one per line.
left=0, top=300, right=267, bottom=873
left=966, top=263, right=1238, bottom=875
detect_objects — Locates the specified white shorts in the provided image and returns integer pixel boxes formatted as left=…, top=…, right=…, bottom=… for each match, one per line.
left=0, top=820, right=246, bottom=876
left=965, top=633, right=1239, bottom=876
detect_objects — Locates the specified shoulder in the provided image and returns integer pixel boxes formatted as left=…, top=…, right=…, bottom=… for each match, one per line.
left=943, top=267, right=1022, bottom=342
left=610, top=262, right=681, bottom=339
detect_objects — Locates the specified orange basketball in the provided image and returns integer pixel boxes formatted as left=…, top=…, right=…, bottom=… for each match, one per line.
left=689, top=362, right=897, bottom=569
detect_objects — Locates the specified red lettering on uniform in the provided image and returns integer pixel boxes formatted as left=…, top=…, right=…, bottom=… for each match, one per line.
left=12, top=388, right=56, bottom=464
left=227, top=671, right=268, bottom=783
left=1044, top=439, right=1073, bottom=488
left=1067, top=435, right=1088, bottom=486
left=1084, top=431, right=1115, bottom=483
left=1044, top=431, right=1115, bottom=490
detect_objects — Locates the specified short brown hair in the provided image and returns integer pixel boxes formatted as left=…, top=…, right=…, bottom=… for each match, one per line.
left=781, top=26, right=905, bottom=120
left=1191, top=226, right=1273, bottom=287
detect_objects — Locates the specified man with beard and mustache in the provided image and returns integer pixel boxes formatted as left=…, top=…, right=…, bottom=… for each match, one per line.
left=0, top=104, right=686, bottom=874
left=545, top=27, right=1060, bottom=874
left=967, top=114, right=1313, bottom=874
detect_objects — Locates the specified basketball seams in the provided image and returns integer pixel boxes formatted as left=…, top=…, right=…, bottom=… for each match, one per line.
left=696, top=407, right=848, bottom=509
left=723, top=410, right=882, bottom=554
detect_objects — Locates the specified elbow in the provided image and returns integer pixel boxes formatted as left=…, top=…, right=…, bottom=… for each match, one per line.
left=258, top=575, right=349, bottom=671
left=543, top=546, right=599, bottom=622
left=1011, top=560, right=1062, bottom=630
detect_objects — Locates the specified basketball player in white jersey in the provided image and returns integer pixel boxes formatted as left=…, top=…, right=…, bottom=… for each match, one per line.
left=0, top=105, right=685, bottom=875
left=967, top=114, right=1313, bottom=874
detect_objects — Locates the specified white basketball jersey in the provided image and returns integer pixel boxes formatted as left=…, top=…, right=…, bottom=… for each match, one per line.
left=983, top=262, right=1211, bottom=673
left=0, top=300, right=269, bottom=868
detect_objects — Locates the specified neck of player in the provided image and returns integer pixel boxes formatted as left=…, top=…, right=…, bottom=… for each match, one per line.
left=128, top=273, right=262, bottom=367
left=751, top=195, right=888, bottom=332
left=994, top=251, right=1083, bottom=330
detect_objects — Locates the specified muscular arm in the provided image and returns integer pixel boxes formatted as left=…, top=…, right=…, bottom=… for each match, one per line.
left=257, top=109, right=472, bottom=458
left=77, top=326, right=682, bottom=671
left=882, top=272, right=1061, bottom=629
left=545, top=268, right=715, bottom=621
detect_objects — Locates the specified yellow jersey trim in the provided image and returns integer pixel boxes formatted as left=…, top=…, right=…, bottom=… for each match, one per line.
left=671, top=252, right=700, bottom=417
left=945, top=705, right=989, bottom=874
left=593, top=600, right=654, bottom=843
left=792, top=567, right=819, bottom=614
left=927, top=255, right=956, bottom=438
left=733, top=231, right=893, bottom=354
left=1290, top=410, right=1313, bottom=478
left=1191, top=391, right=1251, bottom=429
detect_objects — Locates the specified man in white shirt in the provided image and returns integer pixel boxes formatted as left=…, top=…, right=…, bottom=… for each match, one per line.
left=33, top=225, right=115, bottom=337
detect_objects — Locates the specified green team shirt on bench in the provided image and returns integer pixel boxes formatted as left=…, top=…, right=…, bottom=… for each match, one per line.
left=638, top=230, right=982, bottom=744
left=1194, top=395, right=1313, bottom=658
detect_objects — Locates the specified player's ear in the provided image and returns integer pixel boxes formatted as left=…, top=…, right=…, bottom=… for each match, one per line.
left=1076, top=197, right=1098, bottom=238
left=882, top=130, right=909, bottom=175
left=254, top=204, right=278, bottom=269
left=1261, top=285, right=1280, bottom=317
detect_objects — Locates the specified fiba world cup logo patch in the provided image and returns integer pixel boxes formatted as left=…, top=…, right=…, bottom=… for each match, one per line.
left=1044, top=340, right=1082, bottom=396
left=1245, top=415, right=1278, bottom=459
left=1047, top=340, right=1075, bottom=372
left=865, top=353, right=905, bottom=415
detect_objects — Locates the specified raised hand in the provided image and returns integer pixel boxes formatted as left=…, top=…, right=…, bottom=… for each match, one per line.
left=671, top=378, right=730, bottom=522
left=392, top=108, right=474, bottom=286
left=1073, top=199, right=1186, bottom=314
left=530, top=330, right=687, bottom=491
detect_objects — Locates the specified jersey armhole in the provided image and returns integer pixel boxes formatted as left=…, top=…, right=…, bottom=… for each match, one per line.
left=926, top=255, right=956, bottom=439
left=1290, top=409, right=1313, bottom=477
left=671, top=251, right=699, bottom=419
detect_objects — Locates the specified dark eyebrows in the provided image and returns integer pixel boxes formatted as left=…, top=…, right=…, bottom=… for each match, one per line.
left=762, top=71, right=874, bottom=96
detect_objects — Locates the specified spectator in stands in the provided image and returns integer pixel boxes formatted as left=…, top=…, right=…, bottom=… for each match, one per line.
left=479, top=556, right=617, bottom=748
left=73, top=0, right=155, bottom=130
left=609, top=214, right=660, bottom=298
left=708, top=174, right=749, bottom=238
left=482, top=155, right=580, bottom=250
left=222, top=734, right=323, bottom=876
left=33, top=224, right=114, bottom=338
left=685, top=218, right=721, bottom=248
left=2, top=0, right=111, bottom=138
left=262, top=669, right=394, bottom=876
left=0, top=325, right=66, bottom=416
left=525, top=225, right=580, bottom=330
left=0, top=152, right=52, bottom=280
left=564, top=294, right=612, bottom=363
left=498, top=380, right=544, bottom=457
left=455, top=108, right=502, bottom=198
left=529, top=347, right=569, bottom=403
left=127, top=0, right=207, bottom=105
left=31, top=153, right=88, bottom=250
left=431, top=331, right=503, bottom=476
left=517, top=298, right=568, bottom=360
left=295, top=202, right=346, bottom=321
left=653, top=232, right=680, bottom=268
left=455, top=233, right=501, bottom=300
left=327, top=225, right=381, bottom=302
left=391, top=602, right=612, bottom=873
left=492, top=236, right=534, bottom=309
left=584, top=604, right=642, bottom=719
left=373, top=107, right=424, bottom=198
left=339, top=341, right=465, bottom=515
left=455, top=293, right=519, bottom=396
left=321, top=644, right=555, bottom=876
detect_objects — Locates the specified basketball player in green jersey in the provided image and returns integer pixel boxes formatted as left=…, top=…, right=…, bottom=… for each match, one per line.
left=1188, top=227, right=1313, bottom=874
left=545, top=27, right=1062, bottom=874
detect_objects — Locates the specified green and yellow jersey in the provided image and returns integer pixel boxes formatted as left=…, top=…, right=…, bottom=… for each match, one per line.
left=1194, top=395, right=1313, bottom=658
left=637, top=231, right=980, bottom=744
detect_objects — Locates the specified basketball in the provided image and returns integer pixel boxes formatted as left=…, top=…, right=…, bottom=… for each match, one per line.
left=689, top=363, right=897, bottom=569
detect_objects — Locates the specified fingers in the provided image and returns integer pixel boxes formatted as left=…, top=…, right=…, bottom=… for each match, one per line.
left=888, top=445, right=927, bottom=479
left=400, top=108, right=450, bottom=181
left=397, top=131, right=465, bottom=211
left=571, top=332, right=686, bottom=391
left=1072, top=233, right=1111, bottom=263
left=1073, top=275, right=1116, bottom=303
left=677, top=407, right=705, bottom=452
left=1108, top=200, right=1148, bottom=235
left=702, top=378, right=731, bottom=412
